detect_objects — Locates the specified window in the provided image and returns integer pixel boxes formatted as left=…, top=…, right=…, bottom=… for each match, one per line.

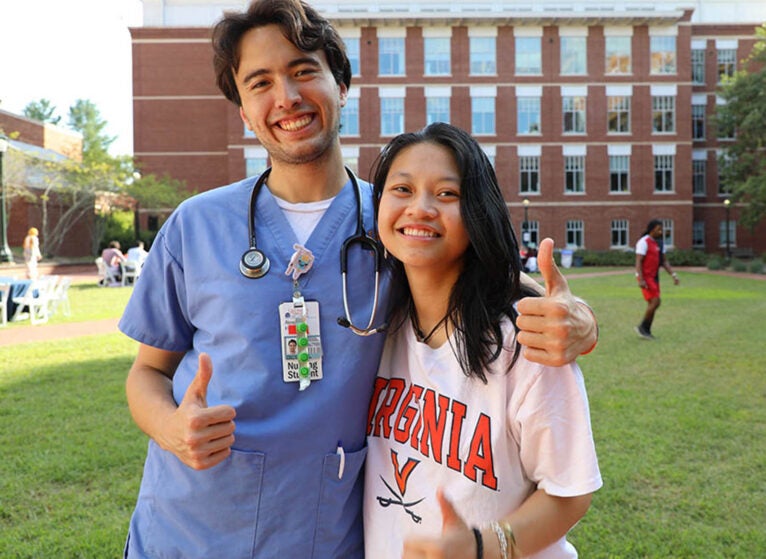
left=693, top=159, right=707, bottom=196
left=607, top=96, right=631, bottom=133
left=243, top=122, right=255, bottom=139
left=692, top=103, right=706, bottom=140
left=343, top=37, right=360, bottom=76
left=565, top=156, right=585, bottom=193
left=517, top=97, right=541, bottom=134
left=560, top=36, right=587, bottom=75
left=716, top=102, right=735, bottom=139
left=424, top=36, right=451, bottom=76
left=662, top=219, right=675, bottom=248
left=610, top=155, right=630, bottom=193
left=719, top=220, right=736, bottom=248
left=562, top=96, right=586, bottom=134
left=379, top=37, right=405, bottom=76
left=246, top=157, right=268, bottom=178
left=717, top=49, right=737, bottom=83
left=516, top=36, right=541, bottom=75
left=342, top=151, right=359, bottom=175
left=340, top=96, right=359, bottom=136
left=692, top=221, right=705, bottom=248
left=650, top=35, right=676, bottom=74
left=523, top=220, right=539, bottom=246
left=691, top=48, right=705, bottom=84
left=605, top=35, right=631, bottom=74
left=470, top=36, right=496, bottom=75
left=472, top=97, right=495, bottom=135
left=654, top=155, right=674, bottom=192
left=519, top=156, right=540, bottom=194
left=611, top=219, right=629, bottom=248
left=566, top=220, right=584, bottom=248
left=652, top=95, right=675, bottom=133
left=426, top=96, right=450, bottom=125
left=380, top=97, right=404, bottom=136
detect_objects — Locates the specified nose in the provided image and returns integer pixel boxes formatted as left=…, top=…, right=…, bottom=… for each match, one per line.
left=405, top=192, right=438, bottom=219
left=274, top=77, right=302, bottom=109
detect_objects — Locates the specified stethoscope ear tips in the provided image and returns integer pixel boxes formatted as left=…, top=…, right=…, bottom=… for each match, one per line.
left=240, top=248, right=271, bottom=279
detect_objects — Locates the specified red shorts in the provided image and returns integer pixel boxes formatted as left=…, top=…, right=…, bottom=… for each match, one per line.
left=641, top=278, right=660, bottom=300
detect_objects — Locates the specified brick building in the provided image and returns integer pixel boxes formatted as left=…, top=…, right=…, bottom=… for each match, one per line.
left=130, top=0, right=766, bottom=255
left=0, top=109, right=93, bottom=257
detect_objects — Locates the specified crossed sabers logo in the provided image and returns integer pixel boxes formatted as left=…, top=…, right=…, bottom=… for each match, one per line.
left=376, top=449, right=424, bottom=523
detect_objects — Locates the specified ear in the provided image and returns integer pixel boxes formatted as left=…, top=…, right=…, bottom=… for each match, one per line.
left=239, top=106, right=253, bottom=131
left=338, top=83, right=348, bottom=108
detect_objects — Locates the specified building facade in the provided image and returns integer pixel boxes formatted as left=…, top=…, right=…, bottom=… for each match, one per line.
left=0, top=109, right=92, bottom=257
left=130, top=0, right=766, bottom=254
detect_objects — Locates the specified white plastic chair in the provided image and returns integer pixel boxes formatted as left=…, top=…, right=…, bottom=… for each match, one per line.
left=96, top=257, right=120, bottom=286
left=0, top=282, right=10, bottom=327
left=120, top=260, right=140, bottom=286
left=48, top=276, right=72, bottom=316
left=11, top=279, right=51, bottom=325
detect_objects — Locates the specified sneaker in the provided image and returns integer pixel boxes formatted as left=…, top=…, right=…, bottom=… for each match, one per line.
left=634, top=325, right=654, bottom=340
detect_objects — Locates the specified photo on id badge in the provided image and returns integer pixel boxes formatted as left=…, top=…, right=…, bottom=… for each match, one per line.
left=280, top=301, right=323, bottom=385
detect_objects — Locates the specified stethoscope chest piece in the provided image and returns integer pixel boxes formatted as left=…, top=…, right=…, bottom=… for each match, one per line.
left=240, top=248, right=270, bottom=279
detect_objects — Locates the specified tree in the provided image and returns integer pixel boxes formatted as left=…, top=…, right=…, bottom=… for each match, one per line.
left=124, top=173, right=193, bottom=244
left=35, top=100, right=132, bottom=256
left=715, top=24, right=766, bottom=230
left=23, top=99, right=62, bottom=125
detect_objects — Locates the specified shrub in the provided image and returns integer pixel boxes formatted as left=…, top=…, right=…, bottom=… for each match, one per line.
left=707, top=255, right=726, bottom=270
left=731, top=259, right=748, bottom=272
left=748, top=259, right=765, bottom=274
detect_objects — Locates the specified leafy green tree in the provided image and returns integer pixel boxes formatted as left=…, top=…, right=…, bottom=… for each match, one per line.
left=23, top=99, right=62, bottom=125
left=716, top=24, right=766, bottom=230
left=68, top=99, right=116, bottom=164
left=35, top=100, right=133, bottom=256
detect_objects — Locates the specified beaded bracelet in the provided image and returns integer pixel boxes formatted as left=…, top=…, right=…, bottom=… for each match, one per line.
left=489, top=521, right=508, bottom=559
left=501, top=521, right=519, bottom=559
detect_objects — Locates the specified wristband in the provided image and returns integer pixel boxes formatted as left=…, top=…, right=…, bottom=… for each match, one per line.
left=472, top=527, right=484, bottom=559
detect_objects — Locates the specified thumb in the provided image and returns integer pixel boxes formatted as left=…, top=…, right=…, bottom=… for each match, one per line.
left=437, top=489, right=466, bottom=533
left=537, top=238, right=568, bottom=297
left=186, top=352, right=213, bottom=408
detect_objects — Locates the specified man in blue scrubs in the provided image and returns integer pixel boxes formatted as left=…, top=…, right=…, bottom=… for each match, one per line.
left=119, top=1, right=599, bottom=557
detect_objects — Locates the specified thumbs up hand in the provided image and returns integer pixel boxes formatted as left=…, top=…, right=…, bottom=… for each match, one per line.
left=516, top=238, right=598, bottom=367
left=402, top=489, right=478, bottom=559
left=166, top=353, right=237, bottom=470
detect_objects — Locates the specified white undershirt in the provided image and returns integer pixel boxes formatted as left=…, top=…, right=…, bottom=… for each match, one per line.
left=272, top=195, right=334, bottom=245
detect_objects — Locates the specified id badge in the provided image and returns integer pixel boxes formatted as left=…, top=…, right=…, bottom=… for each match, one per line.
left=279, top=301, right=323, bottom=388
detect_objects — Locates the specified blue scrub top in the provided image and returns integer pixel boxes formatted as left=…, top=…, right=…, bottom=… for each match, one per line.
left=119, top=174, right=390, bottom=559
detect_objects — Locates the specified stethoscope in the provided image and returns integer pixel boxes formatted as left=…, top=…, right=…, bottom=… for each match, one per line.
left=240, top=166, right=387, bottom=336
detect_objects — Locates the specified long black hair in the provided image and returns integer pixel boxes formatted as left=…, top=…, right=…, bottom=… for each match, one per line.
left=371, top=122, right=538, bottom=383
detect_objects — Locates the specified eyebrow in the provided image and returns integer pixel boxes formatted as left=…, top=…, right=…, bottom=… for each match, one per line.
left=239, top=56, right=322, bottom=86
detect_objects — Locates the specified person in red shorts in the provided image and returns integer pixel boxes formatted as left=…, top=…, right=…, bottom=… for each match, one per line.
left=635, top=219, right=679, bottom=339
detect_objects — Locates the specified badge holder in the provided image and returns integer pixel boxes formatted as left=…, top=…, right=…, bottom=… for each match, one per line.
left=280, top=245, right=322, bottom=391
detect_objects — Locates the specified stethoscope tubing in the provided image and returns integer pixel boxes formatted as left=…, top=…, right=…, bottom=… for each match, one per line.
left=243, top=166, right=386, bottom=336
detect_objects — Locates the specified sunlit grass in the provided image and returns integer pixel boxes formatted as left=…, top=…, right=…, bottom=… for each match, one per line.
left=0, top=270, right=764, bottom=557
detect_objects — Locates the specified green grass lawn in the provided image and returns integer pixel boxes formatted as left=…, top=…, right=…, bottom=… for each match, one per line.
left=1, top=271, right=764, bottom=557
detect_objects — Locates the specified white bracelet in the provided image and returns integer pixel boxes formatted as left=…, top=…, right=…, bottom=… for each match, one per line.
left=490, top=521, right=509, bottom=559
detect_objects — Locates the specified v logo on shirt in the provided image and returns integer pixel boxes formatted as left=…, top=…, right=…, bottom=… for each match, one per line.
left=376, top=450, right=425, bottom=523
left=392, top=449, right=419, bottom=495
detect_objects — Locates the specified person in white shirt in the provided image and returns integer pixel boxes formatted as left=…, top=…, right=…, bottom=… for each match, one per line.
left=364, top=123, right=602, bottom=559
left=126, top=240, right=148, bottom=272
